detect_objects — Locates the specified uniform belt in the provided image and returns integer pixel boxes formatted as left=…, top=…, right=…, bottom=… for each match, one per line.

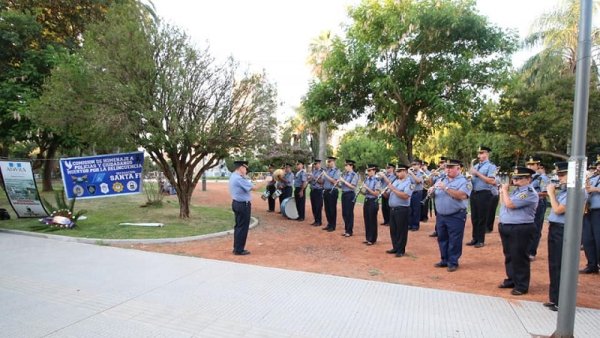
left=549, top=221, right=564, bottom=227
left=438, top=209, right=466, bottom=216
left=499, top=222, right=533, bottom=226
left=233, top=200, right=251, bottom=205
left=472, top=190, right=491, bottom=194
left=390, top=206, right=409, bottom=210
left=364, top=198, right=377, bottom=202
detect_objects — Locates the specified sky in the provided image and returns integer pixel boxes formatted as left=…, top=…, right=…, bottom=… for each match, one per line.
left=150, top=0, right=562, bottom=123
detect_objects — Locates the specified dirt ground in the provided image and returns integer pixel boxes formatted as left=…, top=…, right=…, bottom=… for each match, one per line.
left=125, top=182, right=600, bottom=309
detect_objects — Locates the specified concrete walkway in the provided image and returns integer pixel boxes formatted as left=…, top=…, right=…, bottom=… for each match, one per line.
left=1, top=233, right=599, bottom=338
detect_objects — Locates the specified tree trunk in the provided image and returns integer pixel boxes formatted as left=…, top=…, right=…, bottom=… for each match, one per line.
left=319, top=121, right=327, bottom=160
left=42, top=143, right=58, bottom=192
left=178, top=192, right=191, bottom=219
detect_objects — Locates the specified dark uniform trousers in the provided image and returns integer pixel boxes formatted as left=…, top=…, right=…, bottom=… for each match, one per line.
left=528, top=199, right=548, bottom=257
left=420, top=189, right=430, bottom=221
left=279, top=186, right=293, bottom=212
left=381, top=196, right=391, bottom=224
left=389, top=206, right=409, bottom=254
left=582, top=209, right=600, bottom=269
left=310, top=188, right=323, bottom=225
left=363, top=198, right=379, bottom=243
left=266, top=184, right=276, bottom=211
left=470, top=190, right=493, bottom=244
left=232, top=200, right=251, bottom=253
left=409, top=190, right=423, bottom=230
left=342, top=191, right=355, bottom=235
left=437, top=210, right=467, bottom=267
left=499, top=222, right=536, bottom=292
left=294, top=187, right=306, bottom=220
left=324, top=189, right=339, bottom=229
left=548, top=221, right=564, bottom=305
left=486, top=194, right=500, bottom=232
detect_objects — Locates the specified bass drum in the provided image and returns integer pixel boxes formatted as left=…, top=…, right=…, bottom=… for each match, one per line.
left=281, top=197, right=298, bottom=220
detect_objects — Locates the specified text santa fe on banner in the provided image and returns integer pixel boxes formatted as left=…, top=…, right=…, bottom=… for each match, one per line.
left=59, top=151, right=144, bottom=199
left=0, top=160, right=49, bottom=218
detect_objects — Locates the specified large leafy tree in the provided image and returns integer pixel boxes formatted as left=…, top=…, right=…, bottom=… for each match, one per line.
left=336, top=126, right=396, bottom=171
left=311, top=0, right=517, bottom=163
left=64, top=3, right=278, bottom=218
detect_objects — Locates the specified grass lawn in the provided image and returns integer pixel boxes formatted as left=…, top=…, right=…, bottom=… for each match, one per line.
left=0, top=184, right=233, bottom=239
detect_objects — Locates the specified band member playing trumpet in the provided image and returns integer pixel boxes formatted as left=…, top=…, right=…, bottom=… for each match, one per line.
left=497, top=167, right=538, bottom=296
left=265, top=164, right=276, bottom=212
left=381, top=164, right=413, bottom=257
left=468, top=145, right=497, bottom=248
left=430, top=159, right=471, bottom=272
left=340, top=160, right=359, bottom=237
left=309, top=159, right=324, bottom=226
left=278, top=163, right=295, bottom=213
left=408, top=159, right=424, bottom=231
left=582, top=156, right=600, bottom=274
left=363, top=164, right=381, bottom=245
left=294, top=160, right=308, bottom=222
left=525, top=156, right=550, bottom=261
left=322, top=156, right=341, bottom=232
left=380, top=163, right=396, bottom=226
left=429, top=157, right=448, bottom=238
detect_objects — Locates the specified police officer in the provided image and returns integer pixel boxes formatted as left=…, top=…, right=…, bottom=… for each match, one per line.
left=428, top=157, right=448, bottom=238
left=430, top=159, right=471, bottom=272
left=380, top=163, right=396, bottom=226
left=278, top=163, right=294, bottom=213
left=265, top=164, right=276, bottom=212
left=362, top=164, right=381, bottom=245
left=408, top=159, right=424, bottom=231
left=497, top=167, right=538, bottom=296
left=228, top=160, right=270, bottom=255
left=382, top=164, right=413, bottom=257
left=322, top=156, right=341, bottom=232
left=468, top=145, right=497, bottom=248
left=545, top=162, right=570, bottom=311
left=309, top=159, right=324, bottom=226
left=525, top=156, right=550, bottom=261
left=339, top=159, right=359, bottom=237
left=582, top=156, right=600, bottom=274
left=420, top=161, right=431, bottom=222
left=294, top=160, right=308, bottom=221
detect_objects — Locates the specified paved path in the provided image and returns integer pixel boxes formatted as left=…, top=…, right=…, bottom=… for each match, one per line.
left=1, top=233, right=599, bottom=338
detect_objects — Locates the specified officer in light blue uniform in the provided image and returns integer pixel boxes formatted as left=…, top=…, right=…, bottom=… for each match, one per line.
left=380, top=163, right=396, bottom=225
left=497, top=167, right=538, bottom=296
left=431, top=159, right=471, bottom=272
left=362, top=164, right=381, bottom=245
left=293, top=160, right=308, bottom=221
left=278, top=163, right=295, bottom=213
left=526, top=156, right=550, bottom=260
left=408, top=159, right=424, bottom=231
left=265, top=164, right=276, bottom=212
left=582, top=156, right=600, bottom=274
left=228, top=160, right=269, bottom=255
left=340, top=159, right=359, bottom=237
left=428, top=157, right=447, bottom=238
left=382, top=164, right=413, bottom=256
left=468, top=145, right=498, bottom=248
left=322, top=156, right=341, bottom=232
left=309, top=159, right=324, bottom=226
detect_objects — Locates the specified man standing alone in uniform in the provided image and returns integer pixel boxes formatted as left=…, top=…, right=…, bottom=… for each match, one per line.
left=294, top=160, right=308, bottom=221
left=228, top=160, right=270, bottom=255
left=430, top=159, right=471, bottom=271
left=468, top=146, right=497, bottom=248
left=309, top=159, right=324, bottom=227
left=497, top=167, right=538, bottom=296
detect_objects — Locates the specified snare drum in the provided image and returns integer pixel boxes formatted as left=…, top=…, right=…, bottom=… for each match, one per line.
left=271, top=189, right=282, bottom=199
left=281, top=197, right=298, bottom=220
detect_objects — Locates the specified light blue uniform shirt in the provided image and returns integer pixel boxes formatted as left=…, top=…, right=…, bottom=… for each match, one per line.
left=294, top=169, right=307, bottom=188
left=310, top=168, right=324, bottom=189
left=341, top=171, right=359, bottom=192
left=434, top=174, right=472, bottom=215
left=389, top=177, right=413, bottom=207
left=472, top=160, right=497, bottom=191
left=323, top=168, right=340, bottom=190
left=281, top=171, right=294, bottom=189
left=588, top=175, right=600, bottom=209
left=499, top=185, right=538, bottom=224
left=410, top=171, right=424, bottom=190
left=548, top=189, right=568, bottom=224
left=532, top=173, right=549, bottom=200
left=364, top=175, right=380, bottom=200
left=229, top=172, right=253, bottom=202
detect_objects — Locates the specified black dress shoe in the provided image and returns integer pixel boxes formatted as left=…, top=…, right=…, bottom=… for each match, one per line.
left=466, top=240, right=477, bottom=246
left=429, top=232, right=437, bottom=237
left=547, top=304, right=559, bottom=312
left=498, top=282, right=515, bottom=289
left=386, top=249, right=397, bottom=254
left=310, top=222, right=317, bottom=225
left=447, top=265, right=458, bottom=272
left=395, top=252, right=405, bottom=257
left=297, top=218, right=304, bottom=221
left=579, top=267, right=600, bottom=274
left=233, top=250, right=250, bottom=256
left=474, top=242, right=485, bottom=248
left=543, top=302, right=556, bottom=308
left=511, top=289, right=527, bottom=296
left=322, top=226, right=330, bottom=230
left=327, top=228, right=335, bottom=232
left=380, top=222, right=388, bottom=225
left=366, top=242, right=374, bottom=246
left=434, top=262, right=448, bottom=268
left=267, top=210, right=274, bottom=213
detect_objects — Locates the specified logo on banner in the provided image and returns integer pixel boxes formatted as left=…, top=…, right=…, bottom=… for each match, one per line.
left=73, top=185, right=84, bottom=197
left=112, top=182, right=124, bottom=193
left=127, top=181, right=138, bottom=191
left=100, top=183, right=109, bottom=194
